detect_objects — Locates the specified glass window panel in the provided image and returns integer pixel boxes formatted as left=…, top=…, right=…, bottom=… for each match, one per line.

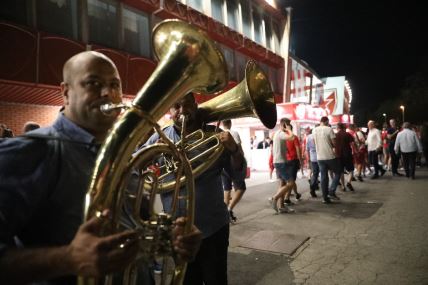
left=226, top=0, right=238, bottom=31
left=258, top=63, right=278, bottom=93
left=123, top=7, right=150, bottom=57
left=211, top=0, right=224, bottom=23
left=241, top=0, right=252, bottom=38
left=0, top=0, right=31, bottom=26
left=187, top=0, right=203, bottom=12
left=88, top=0, right=118, bottom=49
left=272, top=21, right=281, bottom=53
left=252, top=10, right=262, bottom=44
left=269, top=67, right=279, bottom=93
left=235, top=51, right=248, bottom=81
left=264, top=16, right=272, bottom=50
left=219, top=44, right=236, bottom=81
left=258, top=62, right=269, bottom=75
left=36, top=0, right=80, bottom=40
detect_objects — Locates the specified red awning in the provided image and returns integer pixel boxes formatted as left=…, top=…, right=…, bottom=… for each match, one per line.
left=0, top=79, right=62, bottom=106
left=0, top=79, right=135, bottom=106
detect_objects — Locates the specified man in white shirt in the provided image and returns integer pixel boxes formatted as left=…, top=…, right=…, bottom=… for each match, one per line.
left=313, top=116, right=341, bottom=203
left=394, top=122, right=423, bottom=179
left=366, top=120, right=386, bottom=179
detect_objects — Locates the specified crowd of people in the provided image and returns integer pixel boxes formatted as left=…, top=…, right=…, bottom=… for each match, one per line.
left=266, top=116, right=425, bottom=213
left=0, top=50, right=426, bottom=285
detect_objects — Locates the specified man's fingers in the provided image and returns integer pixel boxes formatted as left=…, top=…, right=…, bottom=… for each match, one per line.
left=174, top=217, right=187, bottom=227
left=92, top=239, right=139, bottom=274
left=79, top=210, right=111, bottom=233
left=97, top=230, right=138, bottom=250
left=173, top=226, right=202, bottom=262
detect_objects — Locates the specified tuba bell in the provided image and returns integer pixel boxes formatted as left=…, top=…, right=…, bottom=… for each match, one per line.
left=79, top=19, right=228, bottom=285
left=155, top=60, right=277, bottom=193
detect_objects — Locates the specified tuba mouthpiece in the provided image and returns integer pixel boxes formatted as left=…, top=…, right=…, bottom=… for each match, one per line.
left=100, top=103, right=128, bottom=115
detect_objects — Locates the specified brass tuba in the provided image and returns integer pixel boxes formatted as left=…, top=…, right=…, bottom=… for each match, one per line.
left=155, top=60, right=277, bottom=193
left=79, top=19, right=228, bottom=285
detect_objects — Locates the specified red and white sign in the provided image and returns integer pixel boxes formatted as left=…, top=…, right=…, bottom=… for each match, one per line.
left=276, top=103, right=328, bottom=122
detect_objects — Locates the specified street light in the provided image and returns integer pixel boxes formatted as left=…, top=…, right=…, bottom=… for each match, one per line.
left=399, top=105, right=405, bottom=122
left=382, top=113, right=387, bottom=124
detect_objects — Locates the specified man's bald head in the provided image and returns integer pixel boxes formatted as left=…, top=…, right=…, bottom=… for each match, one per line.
left=60, top=51, right=122, bottom=141
left=63, top=51, right=117, bottom=84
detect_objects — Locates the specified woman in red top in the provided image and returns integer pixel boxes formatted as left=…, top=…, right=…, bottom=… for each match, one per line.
left=283, top=125, right=303, bottom=206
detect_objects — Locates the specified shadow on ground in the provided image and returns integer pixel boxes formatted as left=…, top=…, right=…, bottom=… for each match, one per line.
left=228, top=250, right=294, bottom=285
left=292, top=199, right=383, bottom=219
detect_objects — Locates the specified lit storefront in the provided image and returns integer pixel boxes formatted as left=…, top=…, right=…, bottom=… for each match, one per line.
left=235, top=56, right=353, bottom=171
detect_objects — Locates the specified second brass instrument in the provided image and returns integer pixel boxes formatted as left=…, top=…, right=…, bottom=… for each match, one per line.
left=155, top=60, right=277, bottom=193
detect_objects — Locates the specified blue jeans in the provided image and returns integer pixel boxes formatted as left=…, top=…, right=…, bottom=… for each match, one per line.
left=318, top=158, right=341, bottom=199
left=310, top=161, right=320, bottom=191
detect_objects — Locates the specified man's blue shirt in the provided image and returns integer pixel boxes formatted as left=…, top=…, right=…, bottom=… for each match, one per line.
left=145, top=125, right=230, bottom=239
left=0, top=114, right=98, bottom=272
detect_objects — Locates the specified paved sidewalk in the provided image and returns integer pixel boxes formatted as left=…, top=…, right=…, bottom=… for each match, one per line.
left=228, top=168, right=428, bottom=285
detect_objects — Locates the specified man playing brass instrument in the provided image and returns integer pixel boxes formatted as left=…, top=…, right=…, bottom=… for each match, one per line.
left=145, top=93, right=245, bottom=285
left=0, top=51, right=201, bottom=284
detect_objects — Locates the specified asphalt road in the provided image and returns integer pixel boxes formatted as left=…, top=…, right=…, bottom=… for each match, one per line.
left=228, top=168, right=428, bottom=285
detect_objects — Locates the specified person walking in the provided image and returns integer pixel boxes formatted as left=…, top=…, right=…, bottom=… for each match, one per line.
left=269, top=118, right=295, bottom=213
left=306, top=127, right=319, bottom=197
left=387, top=119, right=404, bottom=176
left=367, top=120, right=386, bottom=179
left=284, top=122, right=303, bottom=206
left=394, top=122, right=423, bottom=179
left=221, top=119, right=247, bottom=223
left=313, top=116, right=341, bottom=203
left=335, top=123, right=357, bottom=191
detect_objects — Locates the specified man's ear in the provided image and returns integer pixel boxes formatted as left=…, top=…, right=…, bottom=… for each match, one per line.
left=60, top=82, right=69, bottom=105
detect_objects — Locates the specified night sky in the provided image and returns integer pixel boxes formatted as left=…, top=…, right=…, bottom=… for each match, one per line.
left=279, top=0, right=427, bottom=120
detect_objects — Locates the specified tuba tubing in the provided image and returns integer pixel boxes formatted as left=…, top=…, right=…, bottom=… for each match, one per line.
left=80, top=19, right=228, bottom=285
left=157, top=60, right=277, bottom=193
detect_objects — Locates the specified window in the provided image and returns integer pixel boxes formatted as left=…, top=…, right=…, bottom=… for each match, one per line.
left=0, top=0, right=31, bottom=26
left=219, top=45, right=236, bottom=81
left=258, top=62, right=269, bottom=75
left=36, top=0, right=80, bottom=40
left=122, top=7, right=150, bottom=57
left=226, top=0, right=238, bottom=31
left=252, top=10, right=262, bottom=44
left=272, top=21, right=281, bottom=53
left=235, top=51, right=248, bottom=81
left=211, top=0, right=224, bottom=23
left=240, top=0, right=252, bottom=38
left=264, top=16, right=272, bottom=50
left=269, top=67, right=280, bottom=93
left=187, top=0, right=203, bottom=12
left=87, top=0, right=118, bottom=49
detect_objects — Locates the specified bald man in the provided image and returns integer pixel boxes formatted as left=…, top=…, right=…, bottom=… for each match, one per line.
left=0, top=51, right=201, bottom=284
